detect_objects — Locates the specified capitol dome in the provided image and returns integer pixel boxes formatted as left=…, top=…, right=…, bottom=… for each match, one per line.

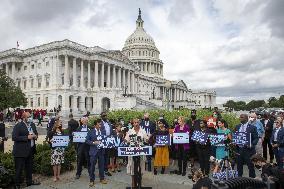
left=122, top=9, right=163, bottom=77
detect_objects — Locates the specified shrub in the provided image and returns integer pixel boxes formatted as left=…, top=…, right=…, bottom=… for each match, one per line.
left=0, top=152, right=14, bottom=188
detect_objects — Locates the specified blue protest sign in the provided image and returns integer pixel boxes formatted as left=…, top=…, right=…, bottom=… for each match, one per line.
left=155, top=135, right=171, bottom=146
left=118, top=146, right=152, bottom=156
left=73, top=132, right=88, bottom=143
left=191, top=131, right=209, bottom=145
left=52, top=136, right=69, bottom=147
left=209, top=134, right=226, bottom=147
left=232, top=132, right=251, bottom=147
left=97, top=136, right=122, bottom=148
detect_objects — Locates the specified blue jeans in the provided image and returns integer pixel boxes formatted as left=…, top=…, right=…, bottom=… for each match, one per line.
left=89, top=150, right=105, bottom=182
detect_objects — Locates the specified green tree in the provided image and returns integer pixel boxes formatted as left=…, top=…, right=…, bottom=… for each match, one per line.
left=0, top=70, right=27, bottom=110
left=224, top=100, right=236, bottom=110
left=268, top=97, right=278, bottom=107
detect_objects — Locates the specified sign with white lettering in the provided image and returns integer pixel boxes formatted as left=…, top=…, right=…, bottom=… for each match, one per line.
left=232, top=132, right=251, bottom=147
left=52, top=136, right=69, bottom=147
left=155, top=135, right=171, bottom=146
left=191, top=131, right=209, bottom=145
left=118, top=146, right=152, bottom=156
left=209, top=134, right=226, bottom=147
left=173, top=133, right=190, bottom=144
left=97, top=136, right=122, bottom=149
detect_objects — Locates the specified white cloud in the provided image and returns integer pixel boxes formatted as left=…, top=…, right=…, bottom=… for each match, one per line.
left=0, top=0, right=283, bottom=104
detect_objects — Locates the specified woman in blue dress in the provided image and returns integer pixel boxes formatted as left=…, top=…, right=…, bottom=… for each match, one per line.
left=216, top=119, right=231, bottom=160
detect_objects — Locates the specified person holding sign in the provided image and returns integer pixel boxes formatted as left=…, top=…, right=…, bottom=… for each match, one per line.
left=235, top=114, right=258, bottom=178
left=195, top=120, right=211, bottom=176
left=125, top=118, right=149, bottom=188
left=152, top=119, right=170, bottom=175
left=216, top=119, right=231, bottom=160
left=75, top=117, right=91, bottom=179
left=48, top=120, right=65, bottom=182
left=174, top=116, right=190, bottom=176
left=86, top=118, right=108, bottom=187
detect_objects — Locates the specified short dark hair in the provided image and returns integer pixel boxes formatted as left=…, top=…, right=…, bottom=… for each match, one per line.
left=93, top=118, right=102, bottom=126
left=251, top=154, right=266, bottom=163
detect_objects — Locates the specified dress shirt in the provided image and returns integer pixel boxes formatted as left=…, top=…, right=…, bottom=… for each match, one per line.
left=81, top=125, right=88, bottom=132
left=274, top=128, right=280, bottom=142
left=103, top=121, right=110, bottom=136
left=239, top=122, right=248, bottom=133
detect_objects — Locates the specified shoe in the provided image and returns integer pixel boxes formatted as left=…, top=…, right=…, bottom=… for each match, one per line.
left=154, top=168, right=157, bottom=175
left=182, top=172, right=186, bottom=176
left=105, top=171, right=112, bottom=176
left=117, top=169, right=121, bottom=172
left=53, top=177, right=57, bottom=182
left=100, top=179, right=108, bottom=184
left=75, top=175, right=80, bottom=179
left=89, top=181, right=94, bottom=187
left=177, top=171, right=182, bottom=175
left=27, top=181, right=41, bottom=186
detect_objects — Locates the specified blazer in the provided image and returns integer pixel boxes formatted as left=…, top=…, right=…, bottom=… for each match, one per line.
left=29, top=122, right=38, bottom=155
left=12, top=121, right=32, bottom=158
left=235, top=123, right=258, bottom=152
left=271, top=127, right=284, bottom=147
left=76, top=125, right=90, bottom=154
left=86, top=128, right=106, bottom=156
left=261, top=119, right=274, bottom=139
left=140, top=120, right=156, bottom=135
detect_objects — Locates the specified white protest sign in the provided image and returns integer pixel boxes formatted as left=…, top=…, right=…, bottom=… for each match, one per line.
left=52, top=136, right=69, bottom=147
left=73, top=132, right=88, bottom=143
left=173, top=133, right=190, bottom=144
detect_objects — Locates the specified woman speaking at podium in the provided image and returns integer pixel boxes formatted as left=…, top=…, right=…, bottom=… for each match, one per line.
left=125, top=118, right=149, bottom=188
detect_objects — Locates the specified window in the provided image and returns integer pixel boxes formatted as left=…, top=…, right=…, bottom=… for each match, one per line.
left=30, top=98, right=33, bottom=107
left=45, top=97, right=48, bottom=107
left=24, top=66, right=27, bottom=70
left=18, top=67, right=20, bottom=72
left=31, top=65, right=34, bottom=69
left=31, top=79, right=34, bottom=88
left=46, top=62, right=49, bottom=67
left=38, top=63, right=41, bottom=69
left=38, top=97, right=40, bottom=107
left=46, top=77, right=49, bottom=87
left=24, top=80, right=26, bottom=89
left=38, top=78, right=41, bottom=88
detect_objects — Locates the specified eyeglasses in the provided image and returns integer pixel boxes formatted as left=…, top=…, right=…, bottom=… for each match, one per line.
left=133, top=122, right=139, bottom=124
left=275, top=121, right=280, bottom=124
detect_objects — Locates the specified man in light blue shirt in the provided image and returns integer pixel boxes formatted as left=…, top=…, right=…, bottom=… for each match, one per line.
left=249, top=113, right=264, bottom=155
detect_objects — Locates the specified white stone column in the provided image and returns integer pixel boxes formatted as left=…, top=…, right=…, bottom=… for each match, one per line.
left=136, top=76, right=139, bottom=93
left=5, top=63, right=9, bottom=76
left=107, top=64, right=110, bottom=88
left=94, top=61, right=99, bottom=88
left=112, top=65, right=116, bottom=88
left=122, top=69, right=126, bottom=87
left=127, top=70, right=131, bottom=93
left=12, top=62, right=15, bottom=79
left=80, top=59, right=84, bottom=88
left=149, top=62, right=151, bottom=73
left=131, top=72, right=135, bottom=93
left=73, top=57, right=77, bottom=87
left=118, top=67, right=121, bottom=88
left=79, top=96, right=85, bottom=112
left=86, top=97, right=91, bottom=111
left=72, top=96, right=78, bottom=112
left=101, top=63, right=104, bottom=88
left=87, top=60, right=91, bottom=88
left=64, top=55, right=69, bottom=87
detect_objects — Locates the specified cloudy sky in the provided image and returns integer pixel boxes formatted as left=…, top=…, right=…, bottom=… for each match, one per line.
left=0, top=0, right=284, bottom=104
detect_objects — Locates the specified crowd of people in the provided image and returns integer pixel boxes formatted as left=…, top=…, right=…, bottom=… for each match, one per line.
left=2, top=109, right=284, bottom=188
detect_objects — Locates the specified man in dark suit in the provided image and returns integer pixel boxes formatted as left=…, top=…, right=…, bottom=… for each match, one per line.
left=235, top=114, right=259, bottom=178
left=86, top=118, right=108, bottom=187
left=271, top=116, right=284, bottom=169
left=261, top=113, right=274, bottom=163
left=0, top=116, right=7, bottom=153
left=75, top=117, right=91, bottom=179
left=100, top=112, right=113, bottom=176
left=140, top=112, right=156, bottom=172
left=12, top=112, right=40, bottom=188
left=68, top=114, right=79, bottom=142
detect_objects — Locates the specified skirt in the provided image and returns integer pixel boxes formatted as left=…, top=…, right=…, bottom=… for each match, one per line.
left=51, top=147, right=65, bottom=165
left=154, top=146, right=169, bottom=167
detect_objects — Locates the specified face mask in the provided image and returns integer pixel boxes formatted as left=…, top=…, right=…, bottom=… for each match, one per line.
left=255, top=164, right=261, bottom=169
left=144, top=118, right=149, bottom=121
left=27, top=118, right=33, bottom=123
left=213, top=114, right=218, bottom=118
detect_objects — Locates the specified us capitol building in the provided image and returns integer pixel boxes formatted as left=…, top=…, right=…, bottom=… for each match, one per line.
left=0, top=9, right=216, bottom=116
